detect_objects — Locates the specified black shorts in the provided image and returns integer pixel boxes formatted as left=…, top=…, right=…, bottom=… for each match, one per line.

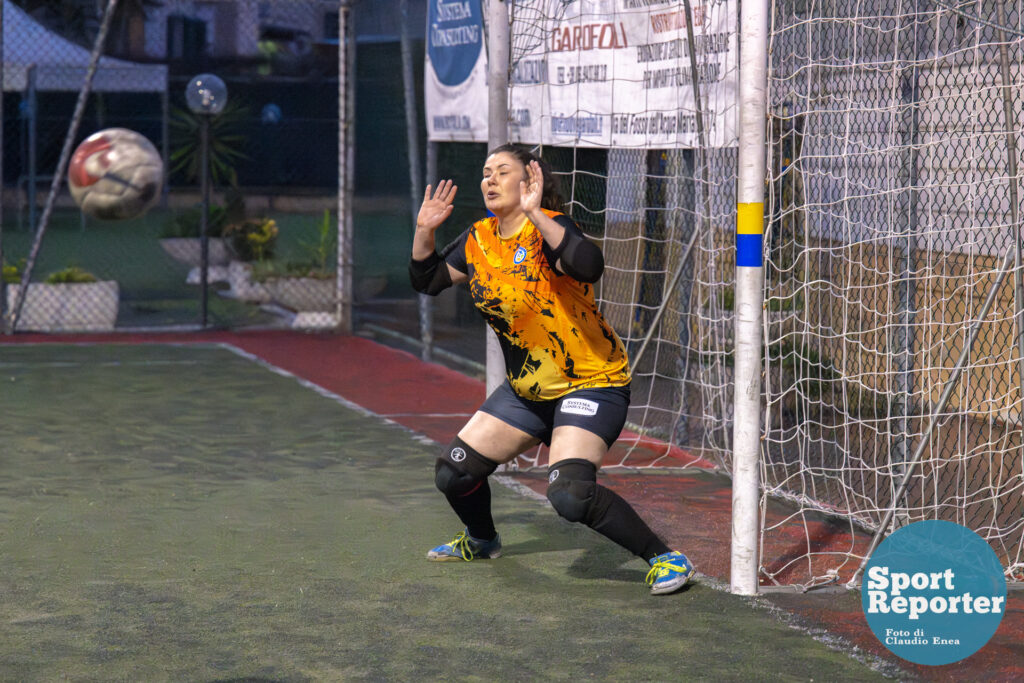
left=479, top=381, right=631, bottom=448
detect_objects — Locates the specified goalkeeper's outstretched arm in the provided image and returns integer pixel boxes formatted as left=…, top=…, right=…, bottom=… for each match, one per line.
left=410, top=179, right=468, bottom=294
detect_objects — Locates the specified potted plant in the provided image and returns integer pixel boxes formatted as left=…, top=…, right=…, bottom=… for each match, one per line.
left=158, top=204, right=234, bottom=267
left=223, top=216, right=279, bottom=302
left=158, top=191, right=246, bottom=284
left=254, top=210, right=337, bottom=327
left=4, top=263, right=119, bottom=332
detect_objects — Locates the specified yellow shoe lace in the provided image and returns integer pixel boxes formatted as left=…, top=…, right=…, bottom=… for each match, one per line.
left=645, top=557, right=689, bottom=586
left=448, top=531, right=476, bottom=561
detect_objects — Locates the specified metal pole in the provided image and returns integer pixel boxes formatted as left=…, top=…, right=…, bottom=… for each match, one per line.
left=1, top=0, right=6, bottom=333
left=335, top=0, right=354, bottom=334
left=199, top=114, right=210, bottom=327
left=400, top=0, right=431, bottom=361
left=891, top=2, right=923, bottom=530
left=486, top=0, right=510, bottom=394
left=161, top=88, right=170, bottom=209
left=345, top=3, right=356, bottom=334
left=27, top=65, right=37, bottom=232
left=731, top=0, right=769, bottom=596
left=420, top=141, right=439, bottom=361
left=336, top=1, right=348, bottom=333
left=996, top=0, right=1024, bottom=438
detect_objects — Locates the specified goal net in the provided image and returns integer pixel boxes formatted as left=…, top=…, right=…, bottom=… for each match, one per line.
left=498, top=0, right=1024, bottom=587
left=764, top=0, right=1024, bottom=586
left=505, top=0, right=741, bottom=472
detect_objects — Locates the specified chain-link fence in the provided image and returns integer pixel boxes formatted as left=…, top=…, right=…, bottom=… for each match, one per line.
left=1, top=0, right=347, bottom=332
left=764, top=0, right=1024, bottom=584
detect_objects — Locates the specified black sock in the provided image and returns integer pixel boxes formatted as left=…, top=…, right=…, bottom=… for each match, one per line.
left=589, top=485, right=672, bottom=562
left=548, top=459, right=670, bottom=561
left=445, top=478, right=497, bottom=541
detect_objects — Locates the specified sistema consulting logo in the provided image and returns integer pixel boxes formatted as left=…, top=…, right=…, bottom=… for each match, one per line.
left=428, top=0, right=483, bottom=87
left=861, top=520, right=1007, bottom=666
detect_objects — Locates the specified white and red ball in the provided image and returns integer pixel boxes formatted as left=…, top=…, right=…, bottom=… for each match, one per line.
left=68, top=128, right=163, bottom=220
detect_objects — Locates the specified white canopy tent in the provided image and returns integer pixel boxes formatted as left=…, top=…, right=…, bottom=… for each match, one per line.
left=1, top=0, right=169, bottom=225
left=2, top=0, right=168, bottom=92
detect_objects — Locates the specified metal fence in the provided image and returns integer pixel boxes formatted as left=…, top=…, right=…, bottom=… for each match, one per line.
left=1, top=0, right=344, bottom=332
left=763, top=0, right=1024, bottom=584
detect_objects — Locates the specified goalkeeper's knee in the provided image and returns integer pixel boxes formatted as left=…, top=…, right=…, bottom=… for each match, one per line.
left=435, top=436, right=497, bottom=497
left=545, top=459, right=611, bottom=525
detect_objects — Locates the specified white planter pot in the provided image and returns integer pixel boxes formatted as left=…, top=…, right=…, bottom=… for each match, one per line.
left=159, top=238, right=233, bottom=267
left=6, top=281, right=119, bottom=331
left=263, top=276, right=336, bottom=312
left=226, top=260, right=270, bottom=303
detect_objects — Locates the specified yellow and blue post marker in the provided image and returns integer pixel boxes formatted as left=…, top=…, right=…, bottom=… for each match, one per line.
left=736, top=202, right=764, bottom=268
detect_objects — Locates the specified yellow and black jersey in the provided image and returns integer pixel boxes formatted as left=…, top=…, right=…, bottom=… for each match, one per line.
left=441, top=210, right=630, bottom=401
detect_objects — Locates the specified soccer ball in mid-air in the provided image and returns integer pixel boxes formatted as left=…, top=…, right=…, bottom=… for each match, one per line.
left=68, top=128, right=163, bottom=220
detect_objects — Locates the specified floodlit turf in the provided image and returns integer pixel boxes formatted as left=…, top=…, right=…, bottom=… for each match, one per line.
left=0, top=344, right=891, bottom=681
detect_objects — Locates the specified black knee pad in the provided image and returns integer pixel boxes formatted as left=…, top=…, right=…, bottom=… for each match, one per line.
left=546, top=459, right=602, bottom=524
left=435, top=436, right=498, bottom=497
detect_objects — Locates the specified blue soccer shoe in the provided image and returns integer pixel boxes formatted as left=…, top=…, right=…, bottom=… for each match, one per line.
left=426, top=530, right=503, bottom=562
left=646, top=551, right=695, bottom=595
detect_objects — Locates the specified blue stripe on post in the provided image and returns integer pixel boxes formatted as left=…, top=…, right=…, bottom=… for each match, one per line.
left=736, top=233, right=763, bottom=267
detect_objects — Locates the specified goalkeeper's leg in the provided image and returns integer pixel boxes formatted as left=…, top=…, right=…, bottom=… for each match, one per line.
left=546, top=427, right=695, bottom=594
left=427, top=411, right=540, bottom=562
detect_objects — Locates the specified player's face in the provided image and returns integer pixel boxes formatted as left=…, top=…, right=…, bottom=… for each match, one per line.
left=481, top=152, right=526, bottom=215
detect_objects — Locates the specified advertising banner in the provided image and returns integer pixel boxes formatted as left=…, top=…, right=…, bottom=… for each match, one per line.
left=425, top=0, right=489, bottom=142
left=425, top=0, right=738, bottom=149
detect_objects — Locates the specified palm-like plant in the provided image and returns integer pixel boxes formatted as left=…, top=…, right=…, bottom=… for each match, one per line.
left=169, top=99, right=251, bottom=188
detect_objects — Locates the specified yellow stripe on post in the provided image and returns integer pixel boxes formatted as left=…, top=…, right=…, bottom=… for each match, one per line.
left=736, top=202, right=764, bottom=235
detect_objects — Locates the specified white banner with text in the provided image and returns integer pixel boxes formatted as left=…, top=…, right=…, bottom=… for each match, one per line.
left=426, top=0, right=738, bottom=149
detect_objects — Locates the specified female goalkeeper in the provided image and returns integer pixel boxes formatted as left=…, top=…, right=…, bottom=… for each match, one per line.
left=409, top=144, right=694, bottom=595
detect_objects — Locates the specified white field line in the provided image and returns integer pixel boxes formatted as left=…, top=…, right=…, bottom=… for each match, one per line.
left=0, top=360, right=205, bottom=368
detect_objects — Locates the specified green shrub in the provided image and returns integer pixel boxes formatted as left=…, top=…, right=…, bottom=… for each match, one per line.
left=160, top=191, right=246, bottom=239
left=161, top=204, right=228, bottom=239
left=250, top=211, right=337, bottom=281
left=224, top=217, right=279, bottom=262
left=44, top=267, right=98, bottom=284
left=2, top=259, right=25, bottom=284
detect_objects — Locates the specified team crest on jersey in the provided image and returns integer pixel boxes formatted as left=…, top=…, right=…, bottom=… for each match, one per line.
left=513, top=246, right=527, bottom=264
